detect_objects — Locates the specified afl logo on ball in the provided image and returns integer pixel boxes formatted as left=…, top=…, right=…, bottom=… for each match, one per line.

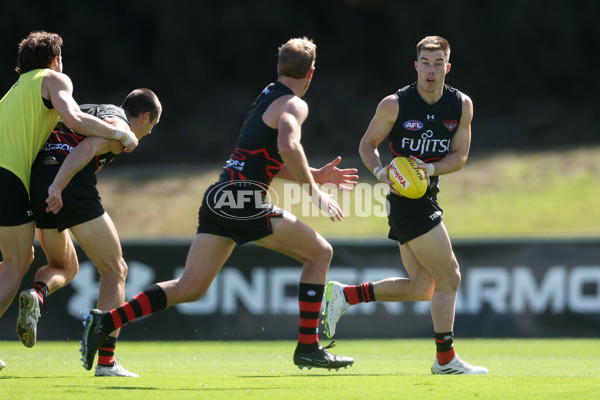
left=403, top=120, right=423, bottom=131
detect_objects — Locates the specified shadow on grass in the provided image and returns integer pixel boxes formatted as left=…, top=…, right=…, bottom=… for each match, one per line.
left=239, top=373, right=397, bottom=378
left=0, top=376, right=75, bottom=380
left=62, top=385, right=287, bottom=392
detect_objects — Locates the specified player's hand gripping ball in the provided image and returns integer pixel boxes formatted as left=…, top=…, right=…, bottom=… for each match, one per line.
left=388, top=157, right=428, bottom=199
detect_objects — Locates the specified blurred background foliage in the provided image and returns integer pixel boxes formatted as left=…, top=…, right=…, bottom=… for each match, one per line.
left=1, top=0, right=598, bottom=167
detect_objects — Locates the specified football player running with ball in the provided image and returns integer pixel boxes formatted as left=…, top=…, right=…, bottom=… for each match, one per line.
left=323, top=36, right=487, bottom=374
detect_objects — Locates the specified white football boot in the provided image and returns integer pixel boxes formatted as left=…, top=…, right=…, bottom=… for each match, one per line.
left=431, top=354, right=488, bottom=375
left=95, top=360, right=139, bottom=377
left=323, top=281, right=350, bottom=338
left=16, top=289, right=41, bottom=347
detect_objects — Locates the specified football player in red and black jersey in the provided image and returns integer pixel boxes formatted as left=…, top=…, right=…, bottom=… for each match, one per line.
left=324, top=35, right=487, bottom=375
left=19, top=89, right=161, bottom=377
left=80, top=38, right=358, bottom=372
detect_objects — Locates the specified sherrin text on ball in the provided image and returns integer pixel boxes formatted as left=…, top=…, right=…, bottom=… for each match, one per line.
left=388, top=157, right=427, bottom=199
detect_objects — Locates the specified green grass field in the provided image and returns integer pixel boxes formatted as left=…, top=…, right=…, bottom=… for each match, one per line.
left=1, top=339, right=598, bottom=400
left=8, top=149, right=597, bottom=399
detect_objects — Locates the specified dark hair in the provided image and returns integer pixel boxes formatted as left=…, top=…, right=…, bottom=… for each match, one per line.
left=15, top=31, right=63, bottom=75
left=277, top=37, right=316, bottom=79
left=121, top=88, right=161, bottom=122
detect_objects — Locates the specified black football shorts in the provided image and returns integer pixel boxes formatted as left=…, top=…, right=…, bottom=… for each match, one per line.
left=197, top=181, right=284, bottom=245
left=30, top=165, right=104, bottom=232
left=0, top=167, right=34, bottom=226
left=387, top=192, right=444, bottom=244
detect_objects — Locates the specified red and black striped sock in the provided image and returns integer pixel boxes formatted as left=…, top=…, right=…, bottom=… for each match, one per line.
left=97, top=335, right=117, bottom=366
left=297, top=282, right=324, bottom=353
left=31, top=281, right=49, bottom=307
left=105, top=284, right=168, bottom=332
left=343, top=282, right=375, bottom=305
left=434, top=331, right=456, bottom=365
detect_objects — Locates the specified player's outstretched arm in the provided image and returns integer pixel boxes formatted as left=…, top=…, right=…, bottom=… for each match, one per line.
left=277, top=97, right=343, bottom=221
left=312, top=156, right=358, bottom=190
left=277, top=156, right=358, bottom=191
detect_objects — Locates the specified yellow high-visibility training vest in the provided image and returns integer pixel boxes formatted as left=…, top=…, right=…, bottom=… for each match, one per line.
left=0, top=68, right=60, bottom=192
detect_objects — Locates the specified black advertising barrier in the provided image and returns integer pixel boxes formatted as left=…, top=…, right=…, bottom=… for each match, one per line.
left=1, top=238, right=599, bottom=341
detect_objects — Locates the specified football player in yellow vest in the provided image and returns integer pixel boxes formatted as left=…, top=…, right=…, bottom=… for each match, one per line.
left=0, top=32, right=139, bottom=370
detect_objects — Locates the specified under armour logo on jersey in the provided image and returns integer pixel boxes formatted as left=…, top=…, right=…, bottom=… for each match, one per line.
left=427, top=114, right=435, bottom=120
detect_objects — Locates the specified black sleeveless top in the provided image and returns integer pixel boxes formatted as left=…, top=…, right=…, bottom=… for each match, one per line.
left=217, top=81, right=293, bottom=187
left=388, top=82, right=463, bottom=193
left=36, top=104, right=128, bottom=172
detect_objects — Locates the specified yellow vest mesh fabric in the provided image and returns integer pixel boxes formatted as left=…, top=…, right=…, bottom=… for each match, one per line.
left=0, top=69, right=60, bottom=192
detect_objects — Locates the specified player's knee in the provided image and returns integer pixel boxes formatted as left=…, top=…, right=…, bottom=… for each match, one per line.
left=14, top=263, right=31, bottom=280
left=12, top=252, right=35, bottom=279
left=118, top=258, right=128, bottom=281
left=28, top=247, right=35, bottom=265
left=312, top=240, right=333, bottom=265
left=98, top=257, right=128, bottom=283
left=64, top=263, right=79, bottom=283
left=431, top=260, right=461, bottom=292
left=9, top=250, right=34, bottom=278
left=322, top=241, right=333, bottom=263
left=446, top=267, right=461, bottom=291
left=13, top=246, right=36, bottom=267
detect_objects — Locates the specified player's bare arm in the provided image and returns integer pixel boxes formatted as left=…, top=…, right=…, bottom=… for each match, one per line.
left=275, top=97, right=314, bottom=187
left=426, top=94, right=473, bottom=176
left=45, top=118, right=129, bottom=214
left=277, top=156, right=358, bottom=190
left=276, top=96, right=343, bottom=221
left=43, top=71, right=138, bottom=151
left=359, top=95, right=397, bottom=174
left=312, top=157, right=358, bottom=190
left=359, top=94, right=399, bottom=191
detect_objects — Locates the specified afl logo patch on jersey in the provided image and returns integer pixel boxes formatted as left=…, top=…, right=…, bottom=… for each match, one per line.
left=403, top=120, right=423, bottom=131
left=443, top=120, right=458, bottom=131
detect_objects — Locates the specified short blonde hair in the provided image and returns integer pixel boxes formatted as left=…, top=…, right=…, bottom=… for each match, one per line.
left=277, top=37, right=316, bottom=79
left=416, top=36, right=451, bottom=62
